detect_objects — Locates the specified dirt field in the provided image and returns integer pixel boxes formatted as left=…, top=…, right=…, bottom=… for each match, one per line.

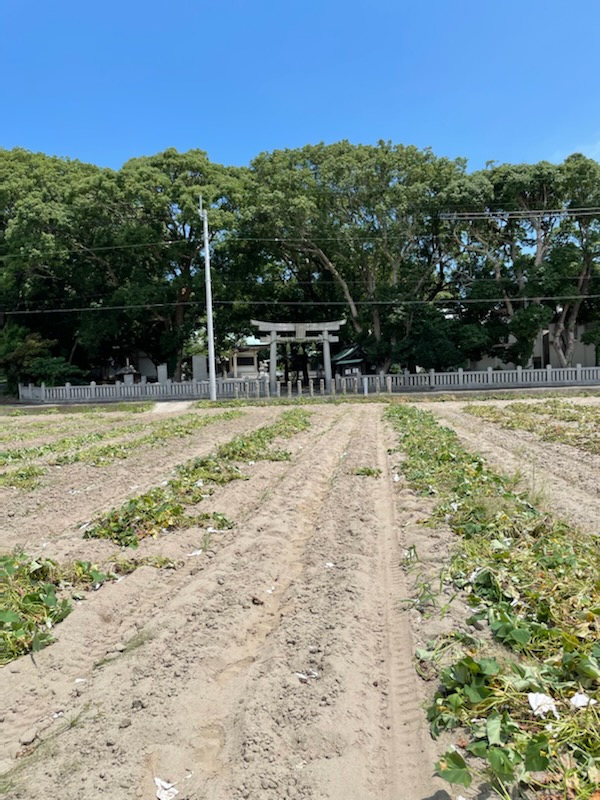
left=426, top=398, right=600, bottom=536
left=4, top=396, right=599, bottom=800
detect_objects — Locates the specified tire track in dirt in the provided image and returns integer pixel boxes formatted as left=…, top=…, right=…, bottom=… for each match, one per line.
left=0, top=405, right=447, bottom=800
left=0, top=406, right=352, bottom=794
left=373, top=418, right=447, bottom=800
left=427, top=403, right=600, bottom=535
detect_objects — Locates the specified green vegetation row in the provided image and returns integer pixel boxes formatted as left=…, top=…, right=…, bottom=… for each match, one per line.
left=0, top=552, right=178, bottom=665
left=0, top=409, right=240, bottom=467
left=465, top=399, right=600, bottom=456
left=0, top=402, right=153, bottom=418
left=0, top=410, right=243, bottom=489
left=1, top=411, right=311, bottom=664
left=84, top=408, right=312, bottom=547
left=386, top=405, right=600, bottom=799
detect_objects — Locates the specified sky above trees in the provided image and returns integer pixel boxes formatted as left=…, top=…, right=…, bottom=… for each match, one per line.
left=2, top=0, right=600, bottom=171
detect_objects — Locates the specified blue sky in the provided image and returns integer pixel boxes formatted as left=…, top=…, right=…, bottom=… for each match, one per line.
left=3, top=0, right=600, bottom=171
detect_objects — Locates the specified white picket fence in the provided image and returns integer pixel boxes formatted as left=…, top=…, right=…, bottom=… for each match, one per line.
left=17, top=364, right=600, bottom=404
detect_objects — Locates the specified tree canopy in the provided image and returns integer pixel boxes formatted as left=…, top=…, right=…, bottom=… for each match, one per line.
left=2, top=142, right=600, bottom=387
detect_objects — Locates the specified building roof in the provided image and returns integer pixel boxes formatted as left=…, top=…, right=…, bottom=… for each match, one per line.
left=331, top=344, right=364, bottom=365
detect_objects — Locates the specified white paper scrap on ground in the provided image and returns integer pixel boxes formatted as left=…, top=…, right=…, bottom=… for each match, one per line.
left=187, top=549, right=203, bottom=557
left=528, top=692, right=559, bottom=719
left=325, top=562, right=335, bottom=569
left=570, top=691, right=597, bottom=708
left=155, top=777, right=179, bottom=800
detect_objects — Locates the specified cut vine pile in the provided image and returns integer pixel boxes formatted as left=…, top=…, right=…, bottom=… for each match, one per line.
left=0, top=552, right=179, bottom=665
left=387, top=405, right=600, bottom=800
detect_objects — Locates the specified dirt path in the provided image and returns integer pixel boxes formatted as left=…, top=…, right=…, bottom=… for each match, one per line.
left=426, top=401, right=600, bottom=535
left=0, top=404, right=448, bottom=800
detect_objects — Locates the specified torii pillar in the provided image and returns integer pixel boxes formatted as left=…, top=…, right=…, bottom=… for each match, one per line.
left=251, top=320, right=345, bottom=394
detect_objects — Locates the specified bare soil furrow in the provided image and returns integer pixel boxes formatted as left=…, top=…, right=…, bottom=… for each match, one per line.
left=427, top=403, right=600, bottom=534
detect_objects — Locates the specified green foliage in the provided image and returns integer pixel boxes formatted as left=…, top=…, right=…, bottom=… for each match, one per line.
left=0, top=464, right=46, bottom=490
left=0, top=549, right=181, bottom=665
left=0, top=324, right=85, bottom=393
left=353, top=466, right=382, bottom=477
left=0, top=553, right=114, bottom=664
left=386, top=404, right=600, bottom=798
left=465, top=399, right=600, bottom=455
left=84, top=409, right=312, bottom=546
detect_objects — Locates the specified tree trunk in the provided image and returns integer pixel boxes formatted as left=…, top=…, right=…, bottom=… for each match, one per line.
left=173, top=285, right=192, bottom=381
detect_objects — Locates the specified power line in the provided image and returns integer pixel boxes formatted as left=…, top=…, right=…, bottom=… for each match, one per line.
left=440, top=207, right=600, bottom=220
left=3, top=207, right=600, bottom=262
left=5, top=293, right=600, bottom=316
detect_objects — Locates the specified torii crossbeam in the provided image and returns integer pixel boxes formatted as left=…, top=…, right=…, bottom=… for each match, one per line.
left=251, top=320, right=346, bottom=393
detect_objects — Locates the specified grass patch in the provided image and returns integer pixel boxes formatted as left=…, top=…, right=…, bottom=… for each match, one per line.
left=386, top=405, right=600, bottom=799
left=465, top=399, right=600, bottom=456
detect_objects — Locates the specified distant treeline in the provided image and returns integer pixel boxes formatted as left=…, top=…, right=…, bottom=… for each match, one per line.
left=1, top=142, right=599, bottom=390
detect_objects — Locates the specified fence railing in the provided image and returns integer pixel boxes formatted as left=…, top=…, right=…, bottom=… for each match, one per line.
left=17, top=364, right=600, bottom=404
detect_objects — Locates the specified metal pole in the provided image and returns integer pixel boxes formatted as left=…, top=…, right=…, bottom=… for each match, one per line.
left=201, top=197, right=217, bottom=401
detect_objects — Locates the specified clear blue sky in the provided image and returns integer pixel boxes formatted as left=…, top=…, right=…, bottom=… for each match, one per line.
left=3, top=0, right=600, bottom=171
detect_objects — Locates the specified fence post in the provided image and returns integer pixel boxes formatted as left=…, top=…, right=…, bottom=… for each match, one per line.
left=457, top=368, right=463, bottom=387
left=363, top=377, right=369, bottom=396
left=577, top=363, right=582, bottom=382
left=486, top=367, right=492, bottom=385
left=386, top=376, right=392, bottom=395
left=65, top=382, right=72, bottom=401
left=319, top=379, right=325, bottom=396
left=517, top=365, right=523, bottom=384
left=287, top=380, right=292, bottom=399
left=234, top=385, right=239, bottom=400
left=40, top=382, right=46, bottom=402
left=429, top=368, right=436, bottom=388
left=547, top=364, right=553, bottom=383
left=309, top=379, right=314, bottom=397
left=265, top=380, right=270, bottom=399
left=297, top=379, right=302, bottom=396
left=276, top=381, right=281, bottom=398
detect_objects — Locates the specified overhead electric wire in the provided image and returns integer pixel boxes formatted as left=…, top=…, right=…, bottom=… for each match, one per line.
left=5, top=293, right=600, bottom=316
left=2, top=206, right=600, bottom=262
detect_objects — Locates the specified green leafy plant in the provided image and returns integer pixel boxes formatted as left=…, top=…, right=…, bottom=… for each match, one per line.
left=353, top=466, right=382, bottom=477
left=386, top=405, right=600, bottom=798
left=84, top=409, right=312, bottom=547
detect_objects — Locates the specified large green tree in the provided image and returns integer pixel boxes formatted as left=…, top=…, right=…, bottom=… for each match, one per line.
left=238, top=141, right=466, bottom=370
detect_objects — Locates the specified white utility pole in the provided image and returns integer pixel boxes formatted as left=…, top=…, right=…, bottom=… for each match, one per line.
left=200, top=196, right=217, bottom=401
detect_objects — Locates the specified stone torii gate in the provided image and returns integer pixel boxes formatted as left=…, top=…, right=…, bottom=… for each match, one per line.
left=251, top=320, right=345, bottom=394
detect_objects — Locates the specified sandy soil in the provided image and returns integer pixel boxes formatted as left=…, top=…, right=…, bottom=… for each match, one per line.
left=6, top=397, right=600, bottom=799
left=0, top=404, right=455, bottom=800
left=426, top=400, right=600, bottom=535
